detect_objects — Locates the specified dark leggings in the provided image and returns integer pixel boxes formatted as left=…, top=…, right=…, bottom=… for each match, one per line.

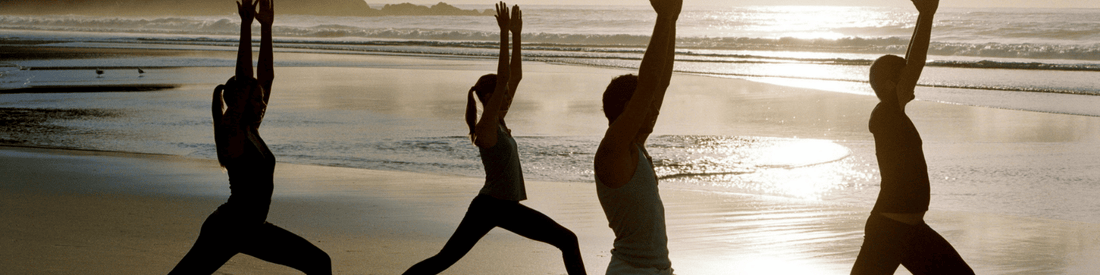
left=403, top=194, right=586, bottom=275
left=169, top=207, right=332, bottom=275
left=851, top=213, right=973, bottom=275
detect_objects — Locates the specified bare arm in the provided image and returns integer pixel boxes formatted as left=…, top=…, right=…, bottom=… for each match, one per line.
left=636, top=13, right=677, bottom=143
left=256, top=0, right=274, bottom=104
left=220, top=0, right=255, bottom=161
left=895, top=0, right=937, bottom=108
left=235, top=0, right=256, bottom=81
left=473, top=2, right=512, bottom=148
left=503, top=5, right=522, bottom=114
left=594, top=0, right=680, bottom=187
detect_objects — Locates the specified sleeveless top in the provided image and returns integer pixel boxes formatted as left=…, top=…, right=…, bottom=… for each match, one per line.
left=223, top=131, right=276, bottom=221
left=596, top=145, right=671, bottom=269
left=869, top=103, right=930, bottom=214
left=478, top=126, right=527, bottom=201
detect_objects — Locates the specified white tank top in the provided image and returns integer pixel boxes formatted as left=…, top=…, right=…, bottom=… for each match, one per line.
left=596, top=145, right=671, bottom=269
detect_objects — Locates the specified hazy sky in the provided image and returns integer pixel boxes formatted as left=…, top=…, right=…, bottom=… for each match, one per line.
left=386, top=0, right=1100, bottom=9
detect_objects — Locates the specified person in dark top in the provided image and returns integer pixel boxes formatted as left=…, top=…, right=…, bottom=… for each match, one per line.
left=401, top=3, right=585, bottom=275
left=850, top=0, right=972, bottom=274
left=168, top=1, right=331, bottom=274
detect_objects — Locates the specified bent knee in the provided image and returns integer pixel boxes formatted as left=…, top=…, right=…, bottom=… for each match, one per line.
left=555, top=229, right=580, bottom=249
left=302, top=251, right=332, bottom=275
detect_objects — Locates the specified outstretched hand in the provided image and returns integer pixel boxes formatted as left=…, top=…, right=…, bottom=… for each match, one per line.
left=650, top=0, right=682, bottom=19
left=913, top=0, right=939, bottom=14
left=509, top=5, right=522, bottom=34
left=494, top=2, right=510, bottom=31
left=256, top=0, right=274, bottom=26
left=237, top=0, right=256, bottom=23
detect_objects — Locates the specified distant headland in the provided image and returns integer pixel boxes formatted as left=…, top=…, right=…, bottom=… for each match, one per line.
left=0, top=0, right=491, bottom=17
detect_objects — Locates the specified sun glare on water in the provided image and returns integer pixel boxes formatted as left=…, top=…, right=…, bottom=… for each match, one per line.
left=697, top=6, right=889, bottom=40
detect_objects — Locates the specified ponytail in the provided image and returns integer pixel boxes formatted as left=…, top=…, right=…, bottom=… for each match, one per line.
left=465, top=87, right=478, bottom=143
left=212, top=85, right=225, bottom=125
left=466, top=74, right=496, bottom=144
left=212, top=85, right=229, bottom=167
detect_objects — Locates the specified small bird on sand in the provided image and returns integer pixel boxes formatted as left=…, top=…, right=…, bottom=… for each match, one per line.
left=95, top=68, right=104, bottom=77
left=138, top=68, right=145, bottom=77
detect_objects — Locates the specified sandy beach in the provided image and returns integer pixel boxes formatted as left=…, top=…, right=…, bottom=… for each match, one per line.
left=4, top=45, right=1100, bottom=274
left=5, top=145, right=1100, bottom=275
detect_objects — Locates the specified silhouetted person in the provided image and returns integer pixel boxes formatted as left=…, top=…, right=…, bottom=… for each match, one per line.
left=402, top=3, right=585, bottom=275
left=592, top=0, right=678, bottom=274
left=168, top=1, right=331, bottom=274
left=850, top=1, right=972, bottom=274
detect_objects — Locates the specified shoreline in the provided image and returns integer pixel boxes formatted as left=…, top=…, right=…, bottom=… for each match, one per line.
left=5, top=33, right=1100, bottom=117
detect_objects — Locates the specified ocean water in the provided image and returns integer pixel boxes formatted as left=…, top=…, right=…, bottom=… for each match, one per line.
left=3, top=6, right=1099, bottom=96
left=3, top=8, right=1099, bottom=121
left=3, top=5, right=1100, bottom=222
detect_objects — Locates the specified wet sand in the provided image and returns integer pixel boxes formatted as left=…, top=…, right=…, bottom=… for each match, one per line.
left=4, top=146, right=1100, bottom=274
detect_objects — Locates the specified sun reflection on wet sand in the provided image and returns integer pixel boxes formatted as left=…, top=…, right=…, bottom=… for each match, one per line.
left=654, top=186, right=1100, bottom=275
left=660, top=189, right=866, bottom=274
left=652, top=136, right=873, bottom=201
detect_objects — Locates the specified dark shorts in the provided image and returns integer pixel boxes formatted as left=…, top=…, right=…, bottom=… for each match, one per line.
left=851, top=213, right=973, bottom=275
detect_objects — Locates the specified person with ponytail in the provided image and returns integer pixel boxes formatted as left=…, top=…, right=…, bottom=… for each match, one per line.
left=169, top=1, right=331, bottom=274
left=403, top=3, right=586, bottom=275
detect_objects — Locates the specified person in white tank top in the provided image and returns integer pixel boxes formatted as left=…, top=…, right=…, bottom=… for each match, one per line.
left=593, top=0, right=680, bottom=274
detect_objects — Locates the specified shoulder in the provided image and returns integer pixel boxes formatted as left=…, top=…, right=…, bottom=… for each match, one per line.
left=869, top=104, right=914, bottom=136
left=871, top=110, right=921, bottom=143
left=594, top=142, right=639, bottom=189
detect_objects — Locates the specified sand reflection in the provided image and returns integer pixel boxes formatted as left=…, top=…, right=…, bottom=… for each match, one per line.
left=653, top=136, right=870, bottom=200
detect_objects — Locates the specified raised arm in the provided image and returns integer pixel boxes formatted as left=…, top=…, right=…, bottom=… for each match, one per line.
left=256, top=0, right=274, bottom=104
left=504, top=5, right=522, bottom=108
left=472, top=2, right=512, bottom=148
left=895, top=0, right=937, bottom=108
left=235, top=0, right=256, bottom=81
left=636, top=8, right=678, bottom=143
left=594, top=0, right=680, bottom=187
